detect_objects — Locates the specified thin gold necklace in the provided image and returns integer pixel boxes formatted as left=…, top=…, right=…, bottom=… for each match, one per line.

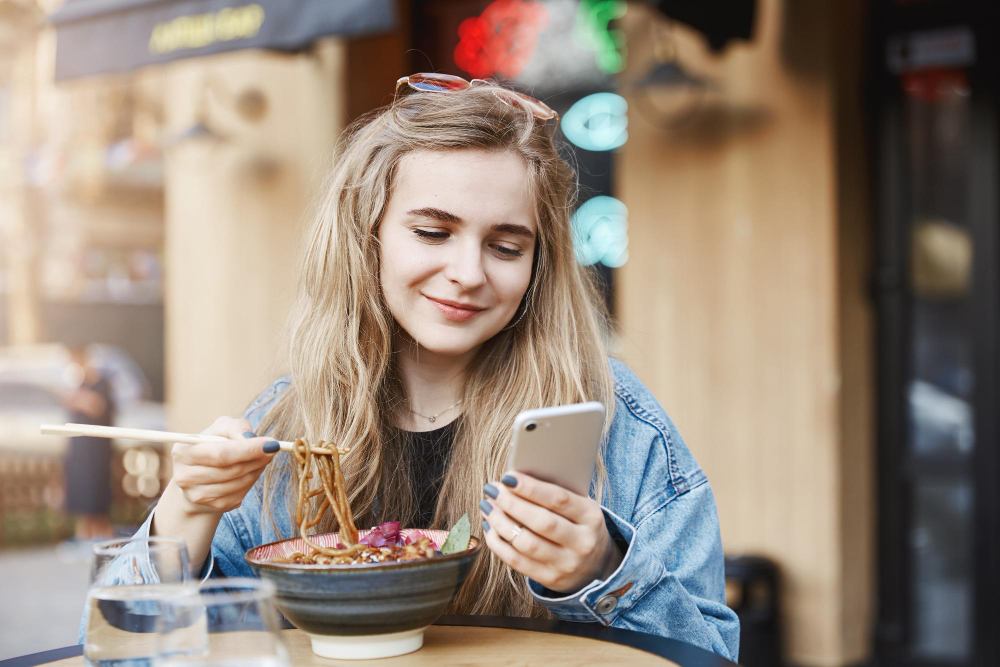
left=407, top=399, right=463, bottom=424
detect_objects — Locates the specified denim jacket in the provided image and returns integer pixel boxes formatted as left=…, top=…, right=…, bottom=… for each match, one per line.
left=86, top=358, right=739, bottom=661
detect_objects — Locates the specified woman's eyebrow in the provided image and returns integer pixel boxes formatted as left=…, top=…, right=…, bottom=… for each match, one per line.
left=407, top=207, right=535, bottom=239
left=407, top=207, right=463, bottom=224
left=491, top=222, right=535, bottom=239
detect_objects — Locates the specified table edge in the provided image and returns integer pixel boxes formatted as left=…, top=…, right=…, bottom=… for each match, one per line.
left=436, top=615, right=736, bottom=666
left=0, top=646, right=81, bottom=667
left=0, top=615, right=736, bottom=667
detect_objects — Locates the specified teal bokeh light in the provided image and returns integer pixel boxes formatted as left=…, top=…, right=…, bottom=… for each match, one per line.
left=572, top=196, right=629, bottom=268
left=561, top=93, right=628, bottom=152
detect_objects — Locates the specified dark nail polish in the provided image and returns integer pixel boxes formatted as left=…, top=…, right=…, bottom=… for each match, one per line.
left=479, top=499, right=493, bottom=515
left=243, top=431, right=257, bottom=439
left=482, top=520, right=490, bottom=533
left=263, top=441, right=280, bottom=453
left=501, top=474, right=518, bottom=488
left=483, top=483, right=499, bottom=499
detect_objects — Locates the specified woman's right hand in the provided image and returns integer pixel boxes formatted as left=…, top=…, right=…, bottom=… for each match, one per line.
left=170, top=416, right=279, bottom=516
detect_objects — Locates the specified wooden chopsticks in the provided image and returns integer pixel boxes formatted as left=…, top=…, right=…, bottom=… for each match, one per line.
left=39, top=423, right=344, bottom=455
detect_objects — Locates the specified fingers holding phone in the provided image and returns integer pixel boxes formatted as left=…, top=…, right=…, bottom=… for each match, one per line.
left=480, top=471, right=621, bottom=594
left=480, top=402, right=621, bottom=594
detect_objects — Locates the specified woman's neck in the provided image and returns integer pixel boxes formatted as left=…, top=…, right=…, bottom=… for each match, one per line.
left=395, top=335, right=477, bottom=432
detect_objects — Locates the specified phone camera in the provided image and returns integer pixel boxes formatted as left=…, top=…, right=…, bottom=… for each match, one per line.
left=525, top=422, right=537, bottom=432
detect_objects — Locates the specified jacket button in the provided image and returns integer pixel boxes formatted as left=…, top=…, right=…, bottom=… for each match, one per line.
left=595, top=594, right=618, bottom=614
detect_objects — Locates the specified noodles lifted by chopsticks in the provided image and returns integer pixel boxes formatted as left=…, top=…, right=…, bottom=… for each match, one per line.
left=274, top=438, right=437, bottom=566
left=287, top=438, right=364, bottom=561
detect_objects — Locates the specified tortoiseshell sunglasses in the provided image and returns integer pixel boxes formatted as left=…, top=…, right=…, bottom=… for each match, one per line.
left=395, top=72, right=559, bottom=136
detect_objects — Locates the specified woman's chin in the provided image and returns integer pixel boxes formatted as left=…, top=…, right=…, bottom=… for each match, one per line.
left=410, top=329, right=496, bottom=359
left=415, top=341, right=483, bottom=359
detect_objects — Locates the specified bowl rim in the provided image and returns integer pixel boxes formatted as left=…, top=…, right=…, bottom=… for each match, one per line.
left=244, top=530, right=481, bottom=572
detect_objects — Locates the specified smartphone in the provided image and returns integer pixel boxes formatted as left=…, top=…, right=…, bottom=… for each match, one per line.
left=505, top=402, right=606, bottom=497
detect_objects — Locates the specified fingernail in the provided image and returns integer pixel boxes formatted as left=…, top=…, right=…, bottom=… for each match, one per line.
left=483, top=483, right=499, bottom=499
left=243, top=431, right=257, bottom=439
left=263, top=441, right=280, bottom=453
left=482, top=520, right=490, bottom=533
left=479, top=499, right=493, bottom=515
left=501, top=474, right=518, bottom=488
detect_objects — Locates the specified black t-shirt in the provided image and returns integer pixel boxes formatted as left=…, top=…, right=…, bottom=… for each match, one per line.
left=406, top=419, right=458, bottom=528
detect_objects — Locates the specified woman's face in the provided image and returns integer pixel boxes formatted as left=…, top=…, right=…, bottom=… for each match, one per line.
left=378, top=149, right=537, bottom=359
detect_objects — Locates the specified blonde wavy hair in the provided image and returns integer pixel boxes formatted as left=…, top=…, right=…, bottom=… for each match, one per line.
left=254, top=81, right=615, bottom=616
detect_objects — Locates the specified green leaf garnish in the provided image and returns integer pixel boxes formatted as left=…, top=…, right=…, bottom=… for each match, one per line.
left=440, top=513, right=471, bottom=554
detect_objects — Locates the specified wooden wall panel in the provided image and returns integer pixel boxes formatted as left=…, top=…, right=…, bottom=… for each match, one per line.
left=615, top=1, right=872, bottom=664
left=162, top=23, right=408, bottom=433
left=164, top=42, right=346, bottom=433
left=832, top=0, right=875, bottom=658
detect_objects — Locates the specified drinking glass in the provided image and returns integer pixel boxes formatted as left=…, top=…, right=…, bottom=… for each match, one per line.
left=84, top=537, right=192, bottom=667
left=155, top=578, right=289, bottom=667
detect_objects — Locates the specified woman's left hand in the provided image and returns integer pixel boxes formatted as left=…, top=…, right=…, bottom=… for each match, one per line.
left=479, top=472, right=623, bottom=595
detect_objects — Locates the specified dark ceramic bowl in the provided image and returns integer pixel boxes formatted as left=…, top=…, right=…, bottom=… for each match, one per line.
left=245, top=528, right=480, bottom=660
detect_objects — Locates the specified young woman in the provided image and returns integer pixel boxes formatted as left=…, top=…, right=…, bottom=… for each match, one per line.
left=134, top=75, right=738, bottom=659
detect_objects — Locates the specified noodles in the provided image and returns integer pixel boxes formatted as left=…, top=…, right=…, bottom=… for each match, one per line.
left=284, top=438, right=364, bottom=561
left=277, top=539, right=437, bottom=566
left=271, top=437, right=437, bottom=566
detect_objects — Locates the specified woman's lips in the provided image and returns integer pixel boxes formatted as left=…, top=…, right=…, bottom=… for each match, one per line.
left=425, top=295, right=485, bottom=321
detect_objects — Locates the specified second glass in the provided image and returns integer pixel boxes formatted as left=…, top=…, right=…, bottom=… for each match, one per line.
left=155, top=578, right=289, bottom=667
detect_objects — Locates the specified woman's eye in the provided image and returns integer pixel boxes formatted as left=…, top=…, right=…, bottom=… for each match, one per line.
left=492, top=244, right=523, bottom=258
left=412, top=228, right=522, bottom=257
left=413, top=229, right=449, bottom=240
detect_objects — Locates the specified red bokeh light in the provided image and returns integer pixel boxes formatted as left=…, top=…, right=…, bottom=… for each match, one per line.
left=454, top=0, right=549, bottom=79
left=902, top=68, right=969, bottom=104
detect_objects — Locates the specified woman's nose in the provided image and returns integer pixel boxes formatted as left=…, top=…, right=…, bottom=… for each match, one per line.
left=443, top=241, right=487, bottom=289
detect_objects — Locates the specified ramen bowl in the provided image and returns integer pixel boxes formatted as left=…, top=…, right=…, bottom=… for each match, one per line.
left=245, top=528, right=480, bottom=660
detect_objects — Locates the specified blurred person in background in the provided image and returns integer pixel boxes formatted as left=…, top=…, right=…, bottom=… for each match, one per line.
left=62, top=344, right=116, bottom=541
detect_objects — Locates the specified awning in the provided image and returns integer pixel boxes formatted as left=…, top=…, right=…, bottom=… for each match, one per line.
left=50, top=0, right=397, bottom=81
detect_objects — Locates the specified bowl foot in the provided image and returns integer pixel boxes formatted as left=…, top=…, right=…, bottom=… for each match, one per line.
left=308, top=628, right=426, bottom=660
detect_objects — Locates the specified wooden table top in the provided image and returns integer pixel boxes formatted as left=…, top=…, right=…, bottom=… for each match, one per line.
left=40, top=626, right=671, bottom=666
left=0, top=615, right=737, bottom=667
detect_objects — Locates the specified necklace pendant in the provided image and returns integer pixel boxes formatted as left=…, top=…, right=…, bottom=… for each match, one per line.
left=428, top=416, right=436, bottom=423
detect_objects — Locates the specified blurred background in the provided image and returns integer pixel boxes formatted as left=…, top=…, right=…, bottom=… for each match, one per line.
left=0, top=0, right=996, bottom=665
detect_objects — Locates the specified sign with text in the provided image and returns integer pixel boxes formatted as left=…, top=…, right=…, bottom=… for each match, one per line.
left=50, top=0, right=396, bottom=81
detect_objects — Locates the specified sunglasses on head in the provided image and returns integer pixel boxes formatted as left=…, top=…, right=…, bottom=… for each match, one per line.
left=395, top=73, right=559, bottom=135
